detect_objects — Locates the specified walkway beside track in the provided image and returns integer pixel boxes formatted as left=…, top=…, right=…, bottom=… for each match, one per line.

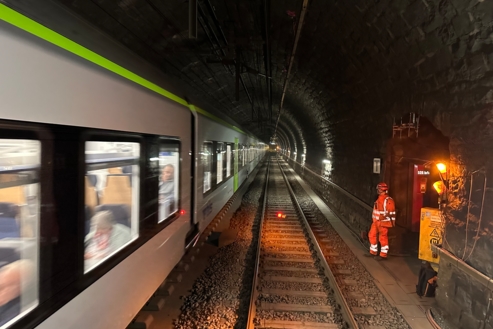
left=285, top=165, right=435, bottom=329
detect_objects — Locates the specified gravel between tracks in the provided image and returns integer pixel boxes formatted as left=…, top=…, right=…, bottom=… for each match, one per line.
left=173, top=165, right=266, bottom=329
left=174, top=160, right=413, bottom=329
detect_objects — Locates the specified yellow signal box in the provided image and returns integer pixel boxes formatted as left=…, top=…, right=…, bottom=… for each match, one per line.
left=419, top=207, right=442, bottom=268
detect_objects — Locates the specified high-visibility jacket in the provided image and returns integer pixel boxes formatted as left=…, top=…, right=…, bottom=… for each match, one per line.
left=372, top=194, right=395, bottom=228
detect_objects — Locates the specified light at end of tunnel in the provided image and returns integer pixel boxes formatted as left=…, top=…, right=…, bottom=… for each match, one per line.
left=433, top=181, right=444, bottom=194
left=436, top=163, right=447, bottom=174
left=322, top=159, right=331, bottom=164
left=180, top=209, right=186, bottom=215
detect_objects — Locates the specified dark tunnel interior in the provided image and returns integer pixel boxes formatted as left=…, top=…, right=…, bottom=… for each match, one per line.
left=4, top=1, right=493, bottom=326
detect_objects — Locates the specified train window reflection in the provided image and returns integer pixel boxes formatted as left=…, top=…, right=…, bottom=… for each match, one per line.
left=84, top=141, right=140, bottom=273
left=202, top=143, right=212, bottom=193
left=0, top=139, right=40, bottom=328
left=238, top=145, right=243, bottom=169
left=158, top=144, right=179, bottom=223
left=217, top=143, right=224, bottom=184
left=226, top=145, right=231, bottom=178
left=242, top=146, right=246, bottom=167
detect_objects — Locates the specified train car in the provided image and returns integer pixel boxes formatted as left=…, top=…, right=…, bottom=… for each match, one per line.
left=195, top=114, right=265, bottom=231
left=0, top=4, right=263, bottom=329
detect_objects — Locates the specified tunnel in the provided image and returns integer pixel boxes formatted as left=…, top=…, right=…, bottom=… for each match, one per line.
left=2, top=1, right=493, bottom=328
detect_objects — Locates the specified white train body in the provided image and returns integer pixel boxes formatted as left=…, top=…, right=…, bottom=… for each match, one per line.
left=0, top=4, right=264, bottom=329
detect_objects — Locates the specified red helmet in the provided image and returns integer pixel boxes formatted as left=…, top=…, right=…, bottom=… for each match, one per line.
left=376, top=182, right=388, bottom=191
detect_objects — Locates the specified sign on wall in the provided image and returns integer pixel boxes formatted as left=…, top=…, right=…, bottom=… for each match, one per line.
left=373, top=158, right=381, bottom=174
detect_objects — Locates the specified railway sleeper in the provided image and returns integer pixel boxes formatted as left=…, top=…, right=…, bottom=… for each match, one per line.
left=259, top=302, right=333, bottom=313
left=352, top=307, right=377, bottom=315
left=261, top=288, right=327, bottom=297
left=263, top=250, right=311, bottom=255
left=347, top=292, right=365, bottom=300
left=257, top=320, right=339, bottom=329
left=262, top=276, right=323, bottom=284
left=264, top=223, right=301, bottom=228
left=264, top=243, right=310, bottom=248
left=264, top=257, right=313, bottom=263
left=267, top=238, right=306, bottom=243
left=264, top=266, right=318, bottom=272
left=263, top=229, right=304, bottom=234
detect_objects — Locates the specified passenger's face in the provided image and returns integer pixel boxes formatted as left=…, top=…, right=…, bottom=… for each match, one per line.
left=162, top=166, right=173, bottom=181
left=94, top=217, right=113, bottom=235
left=96, top=224, right=112, bottom=235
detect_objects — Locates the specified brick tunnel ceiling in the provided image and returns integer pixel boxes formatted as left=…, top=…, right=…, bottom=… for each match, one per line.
left=53, top=0, right=493, bottom=165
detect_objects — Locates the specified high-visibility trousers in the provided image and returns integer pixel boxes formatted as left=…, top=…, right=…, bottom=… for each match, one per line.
left=368, top=220, right=389, bottom=258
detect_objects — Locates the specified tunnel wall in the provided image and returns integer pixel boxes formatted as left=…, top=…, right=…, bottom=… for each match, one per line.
left=296, top=1, right=493, bottom=325
left=436, top=248, right=493, bottom=329
left=307, top=0, right=493, bottom=278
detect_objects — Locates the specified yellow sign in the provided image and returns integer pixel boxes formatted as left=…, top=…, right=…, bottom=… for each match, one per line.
left=419, top=207, right=442, bottom=264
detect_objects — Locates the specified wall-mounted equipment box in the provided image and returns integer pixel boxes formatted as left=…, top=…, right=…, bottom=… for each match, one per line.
left=419, top=207, right=442, bottom=265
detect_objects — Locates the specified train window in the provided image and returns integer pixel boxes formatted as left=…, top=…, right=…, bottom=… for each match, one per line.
left=202, top=142, right=213, bottom=193
left=242, top=146, right=246, bottom=167
left=158, top=144, right=179, bottom=223
left=226, top=144, right=231, bottom=178
left=0, top=139, right=40, bottom=328
left=237, top=145, right=241, bottom=169
left=84, top=141, right=140, bottom=273
left=230, top=144, right=235, bottom=177
left=216, top=143, right=224, bottom=184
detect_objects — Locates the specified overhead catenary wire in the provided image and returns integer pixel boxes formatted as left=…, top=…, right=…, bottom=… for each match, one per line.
left=273, top=0, right=310, bottom=140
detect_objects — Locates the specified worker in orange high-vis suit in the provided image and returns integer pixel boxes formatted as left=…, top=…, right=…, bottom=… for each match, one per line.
left=364, top=182, right=396, bottom=260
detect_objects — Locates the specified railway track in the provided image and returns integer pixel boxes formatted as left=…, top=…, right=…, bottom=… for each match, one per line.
left=246, top=157, right=358, bottom=329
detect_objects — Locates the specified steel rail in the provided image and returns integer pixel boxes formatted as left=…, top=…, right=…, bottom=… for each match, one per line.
left=246, top=159, right=270, bottom=329
left=277, top=159, right=360, bottom=329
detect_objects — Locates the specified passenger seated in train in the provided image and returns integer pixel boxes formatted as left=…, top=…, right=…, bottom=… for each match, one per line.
left=84, top=211, right=131, bottom=261
left=0, top=260, right=35, bottom=327
left=159, top=164, right=175, bottom=220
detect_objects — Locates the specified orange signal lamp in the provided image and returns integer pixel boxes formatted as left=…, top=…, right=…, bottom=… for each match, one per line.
left=277, top=213, right=282, bottom=218
left=433, top=181, right=444, bottom=194
left=436, top=163, right=447, bottom=174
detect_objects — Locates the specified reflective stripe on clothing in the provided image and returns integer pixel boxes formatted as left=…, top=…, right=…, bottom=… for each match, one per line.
left=368, top=220, right=389, bottom=257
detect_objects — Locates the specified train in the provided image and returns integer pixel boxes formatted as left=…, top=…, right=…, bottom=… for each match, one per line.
left=0, top=3, right=264, bottom=329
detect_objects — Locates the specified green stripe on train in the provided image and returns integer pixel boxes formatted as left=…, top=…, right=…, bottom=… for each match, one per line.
left=0, top=4, right=246, bottom=135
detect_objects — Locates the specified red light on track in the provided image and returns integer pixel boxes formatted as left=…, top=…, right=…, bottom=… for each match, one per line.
left=180, top=209, right=186, bottom=215
left=277, top=212, right=282, bottom=218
